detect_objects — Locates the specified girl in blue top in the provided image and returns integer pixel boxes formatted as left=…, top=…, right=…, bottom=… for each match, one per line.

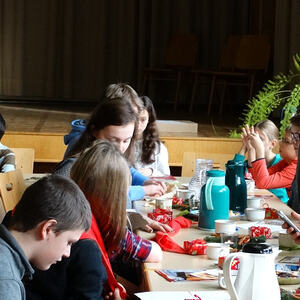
left=234, top=119, right=289, bottom=203
left=57, top=97, right=167, bottom=201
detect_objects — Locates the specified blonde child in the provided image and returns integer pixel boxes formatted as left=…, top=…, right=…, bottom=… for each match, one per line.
left=234, top=120, right=289, bottom=202
left=26, top=140, right=162, bottom=300
left=243, top=125, right=297, bottom=202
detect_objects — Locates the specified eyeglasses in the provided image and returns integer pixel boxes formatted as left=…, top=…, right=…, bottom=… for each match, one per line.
left=291, top=132, right=300, bottom=142
left=280, top=138, right=294, bottom=145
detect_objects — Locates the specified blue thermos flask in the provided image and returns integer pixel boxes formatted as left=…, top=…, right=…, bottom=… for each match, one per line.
left=198, top=170, right=230, bottom=230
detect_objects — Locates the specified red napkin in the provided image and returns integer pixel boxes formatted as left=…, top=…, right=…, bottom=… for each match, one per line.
left=155, top=216, right=192, bottom=253
left=167, top=216, right=192, bottom=236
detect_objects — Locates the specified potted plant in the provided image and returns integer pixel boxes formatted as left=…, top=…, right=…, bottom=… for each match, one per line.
left=229, top=53, right=300, bottom=137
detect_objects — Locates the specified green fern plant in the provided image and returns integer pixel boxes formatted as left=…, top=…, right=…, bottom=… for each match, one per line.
left=279, top=84, right=300, bottom=136
left=229, top=54, right=300, bottom=138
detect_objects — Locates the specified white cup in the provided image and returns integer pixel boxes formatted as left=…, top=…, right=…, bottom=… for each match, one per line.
left=215, top=220, right=236, bottom=234
left=247, top=197, right=262, bottom=209
left=245, top=208, right=265, bottom=221
left=206, top=243, right=230, bottom=260
left=155, top=199, right=172, bottom=210
left=245, top=179, right=255, bottom=192
left=176, top=188, right=193, bottom=200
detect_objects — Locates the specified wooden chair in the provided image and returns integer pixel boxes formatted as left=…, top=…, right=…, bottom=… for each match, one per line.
left=0, top=169, right=25, bottom=212
left=189, top=35, right=271, bottom=114
left=142, top=33, right=199, bottom=110
left=181, top=152, right=235, bottom=177
left=11, top=148, right=35, bottom=173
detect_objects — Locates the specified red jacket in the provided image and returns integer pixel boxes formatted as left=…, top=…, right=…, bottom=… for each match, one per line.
left=249, top=158, right=297, bottom=196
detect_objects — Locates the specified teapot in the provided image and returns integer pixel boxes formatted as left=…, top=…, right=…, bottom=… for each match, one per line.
left=223, top=243, right=280, bottom=300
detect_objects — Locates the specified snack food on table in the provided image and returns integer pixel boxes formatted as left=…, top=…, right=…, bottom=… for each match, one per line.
left=183, top=239, right=207, bottom=255
left=147, top=208, right=173, bottom=224
left=249, top=226, right=272, bottom=239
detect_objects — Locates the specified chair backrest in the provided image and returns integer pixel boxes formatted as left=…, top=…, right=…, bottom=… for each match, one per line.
left=11, top=148, right=35, bottom=173
left=0, top=169, right=25, bottom=212
left=235, top=35, right=270, bottom=71
left=165, top=33, right=199, bottom=67
left=219, top=35, right=241, bottom=70
left=219, top=35, right=270, bottom=72
left=182, top=152, right=234, bottom=177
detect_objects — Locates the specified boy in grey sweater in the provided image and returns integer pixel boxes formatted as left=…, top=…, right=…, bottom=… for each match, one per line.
left=0, top=175, right=91, bottom=300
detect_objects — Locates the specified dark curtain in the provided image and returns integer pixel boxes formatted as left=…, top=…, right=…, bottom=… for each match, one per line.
left=0, top=0, right=251, bottom=101
left=274, top=0, right=300, bottom=74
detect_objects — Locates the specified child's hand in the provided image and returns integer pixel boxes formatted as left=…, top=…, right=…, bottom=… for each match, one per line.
left=104, top=284, right=126, bottom=300
left=112, top=288, right=122, bottom=300
left=282, top=212, right=300, bottom=245
left=104, top=288, right=122, bottom=300
left=241, top=125, right=254, bottom=152
left=143, top=180, right=167, bottom=196
left=248, top=131, right=265, bottom=158
left=142, top=215, right=174, bottom=233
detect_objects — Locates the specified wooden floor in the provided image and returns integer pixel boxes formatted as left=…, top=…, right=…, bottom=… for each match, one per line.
left=0, top=102, right=239, bottom=137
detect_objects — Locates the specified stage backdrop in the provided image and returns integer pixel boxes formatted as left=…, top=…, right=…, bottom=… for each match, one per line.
left=0, top=0, right=284, bottom=104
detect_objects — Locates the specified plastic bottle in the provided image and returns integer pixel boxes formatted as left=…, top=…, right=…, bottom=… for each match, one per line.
left=188, top=159, right=213, bottom=209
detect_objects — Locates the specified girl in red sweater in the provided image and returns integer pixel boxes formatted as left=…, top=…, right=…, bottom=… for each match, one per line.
left=243, top=125, right=297, bottom=201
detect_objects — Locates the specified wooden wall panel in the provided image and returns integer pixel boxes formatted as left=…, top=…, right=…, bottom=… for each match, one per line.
left=3, top=131, right=66, bottom=163
left=3, top=131, right=242, bottom=167
left=161, top=136, right=242, bottom=166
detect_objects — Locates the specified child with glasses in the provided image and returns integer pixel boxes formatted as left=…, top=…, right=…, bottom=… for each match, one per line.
left=243, top=125, right=297, bottom=202
left=287, top=113, right=300, bottom=212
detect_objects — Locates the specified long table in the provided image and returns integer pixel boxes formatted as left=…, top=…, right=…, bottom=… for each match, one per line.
left=135, top=181, right=298, bottom=294
left=4, top=174, right=299, bottom=295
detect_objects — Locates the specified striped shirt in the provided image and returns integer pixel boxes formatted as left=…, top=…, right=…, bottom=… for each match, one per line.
left=119, top=228, right=152, bottom=261
left=0, top=143, right=15, bottom=173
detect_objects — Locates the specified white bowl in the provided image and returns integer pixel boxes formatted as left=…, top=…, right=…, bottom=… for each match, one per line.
left=245, top=179, right=255, bottom=192
left=215, top=219, right=236, bottom=234
left=247, top=197, right=262, bottom=209
left=206, top=243, right=230, bottom=260
left=176, top=188, right=193, bottom=200
left=245, top=208, right=265, bottom=221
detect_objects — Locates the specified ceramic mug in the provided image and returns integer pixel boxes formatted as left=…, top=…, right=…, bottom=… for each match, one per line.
left=245, top=179, right=255, bottom=192
left=155, top=199, right=172, bottom=210
left=245, top=208, right=265, bottom=221
left=247, top=197, right=262, bottom=209
left=206, top=243, right=230, bottom=260
left=176, top=188, right=193, bottom=200
left=215, top=220, right=236, bottom=234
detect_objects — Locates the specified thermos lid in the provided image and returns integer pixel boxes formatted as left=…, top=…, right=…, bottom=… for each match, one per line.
left=207, top=170, right=225, bottom=177
left=226, top=160, right=244, bottom=167
left=242, top=243, right=273, bottom=254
